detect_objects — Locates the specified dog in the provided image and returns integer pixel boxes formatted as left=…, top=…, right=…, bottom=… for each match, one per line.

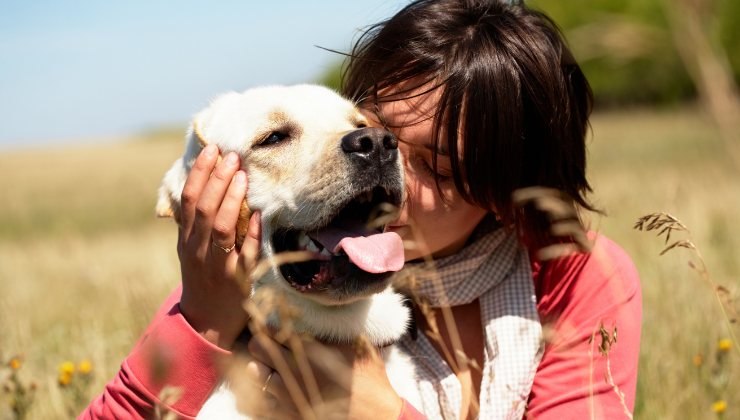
left=156, top=84, right=421, bottom=418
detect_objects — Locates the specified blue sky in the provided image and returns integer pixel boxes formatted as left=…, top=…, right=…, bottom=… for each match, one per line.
left=0, top=0, right=406, bottom=149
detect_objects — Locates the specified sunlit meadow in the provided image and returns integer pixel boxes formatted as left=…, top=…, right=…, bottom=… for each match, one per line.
left=0, top=106, right=738, bottom=419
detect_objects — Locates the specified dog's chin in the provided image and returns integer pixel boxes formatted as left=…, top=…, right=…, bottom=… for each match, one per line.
left=271, top=185, right=402, bottom=305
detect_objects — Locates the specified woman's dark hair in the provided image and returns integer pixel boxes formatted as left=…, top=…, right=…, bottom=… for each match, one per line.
left=342, top=0, right=596, bottom=248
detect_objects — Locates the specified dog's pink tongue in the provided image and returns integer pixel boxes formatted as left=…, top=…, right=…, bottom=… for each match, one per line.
left=311, top=229, right=404, bottom=273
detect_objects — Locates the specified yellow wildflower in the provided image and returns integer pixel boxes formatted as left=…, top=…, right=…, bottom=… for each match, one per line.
left=78, top=359, right=93, bottom=375
left=718, top=338, right=732, bottom=352
left=692, top=353, right=704, bottom=367
left=58, top=371, right=73, bottom=387
left=59, top=361, right=75, bottom=376
left=8, top=358, right=22, bottom=370
left=712, top=400, right=727, bottom=414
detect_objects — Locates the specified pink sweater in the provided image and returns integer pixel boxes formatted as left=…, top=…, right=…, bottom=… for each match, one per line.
left=80, top=234, right=640, bottom=419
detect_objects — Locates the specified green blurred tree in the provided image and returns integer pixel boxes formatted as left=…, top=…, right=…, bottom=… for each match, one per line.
left=316, top=0, right=740, bottom=163
left=317, top=0, right=739, bottom=108
left=318, top=59, right=344, bottom=92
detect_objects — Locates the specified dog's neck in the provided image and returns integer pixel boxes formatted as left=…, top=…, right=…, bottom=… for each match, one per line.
left=253, top=274, right=410, bottom=346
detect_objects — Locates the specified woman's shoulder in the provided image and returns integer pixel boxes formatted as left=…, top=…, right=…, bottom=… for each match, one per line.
left=532, top=232, right=641, bottom=322
left=527, top=233, right=643, bottom=417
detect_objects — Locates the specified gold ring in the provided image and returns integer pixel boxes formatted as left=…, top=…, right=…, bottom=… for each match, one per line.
left=262, top=371, right=274, bottom=393
left=212, top=242, right=236, bottom=253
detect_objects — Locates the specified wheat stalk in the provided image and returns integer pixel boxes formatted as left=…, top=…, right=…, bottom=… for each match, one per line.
left=635, top=212, right=739, bottom=357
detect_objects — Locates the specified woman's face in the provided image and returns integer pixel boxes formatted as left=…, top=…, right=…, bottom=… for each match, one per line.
left=362, top=87, right=488, bottom=261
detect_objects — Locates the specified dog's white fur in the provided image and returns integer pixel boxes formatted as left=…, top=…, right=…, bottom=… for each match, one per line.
left=157, top=85, right=421, bottom=418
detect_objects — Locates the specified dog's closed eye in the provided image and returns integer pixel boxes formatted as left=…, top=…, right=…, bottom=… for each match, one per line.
left=259, top=131, right=290, bottom=146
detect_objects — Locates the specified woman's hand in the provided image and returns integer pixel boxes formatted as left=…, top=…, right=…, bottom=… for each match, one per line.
left=177, top=144, right=261, bottom=349
left=244, top=332, right=403, bottom=419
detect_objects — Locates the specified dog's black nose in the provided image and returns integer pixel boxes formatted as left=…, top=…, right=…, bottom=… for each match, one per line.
left=341, top=127, right=398, bottom=166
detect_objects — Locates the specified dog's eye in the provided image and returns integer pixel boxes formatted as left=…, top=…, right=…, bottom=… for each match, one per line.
left=260, top=131, right=289, bottom=146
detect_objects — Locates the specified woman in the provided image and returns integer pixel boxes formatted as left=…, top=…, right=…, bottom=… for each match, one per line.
left=82, top=1, right=641, bottom=419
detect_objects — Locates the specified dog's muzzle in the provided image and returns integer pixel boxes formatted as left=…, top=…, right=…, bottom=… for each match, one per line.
left=273, top=127, right=404, bottom=298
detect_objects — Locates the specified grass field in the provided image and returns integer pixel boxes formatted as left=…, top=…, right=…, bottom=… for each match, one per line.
left=1, top=106, right=738, bottom=419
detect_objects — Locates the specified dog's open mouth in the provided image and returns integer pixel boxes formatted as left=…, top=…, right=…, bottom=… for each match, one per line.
left=272, top=185, right=404, bottom=293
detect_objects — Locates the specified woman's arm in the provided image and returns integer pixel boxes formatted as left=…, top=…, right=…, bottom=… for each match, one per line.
left=80, top=146, right=259, bottom=419
left=79, top=286, right=231, bottom=419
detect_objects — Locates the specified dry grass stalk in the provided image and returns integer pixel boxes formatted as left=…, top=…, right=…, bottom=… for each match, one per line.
left=392, top=219, right=482, bottom=418
left=635, top=212, right=739, bottom=357
left=154, top=386, right=183, bottom=420
left=587, top=322, right=633, bottom=420
left=240, top=287, right=319, bottom=419
left=512, top=187, right=593, bottom=261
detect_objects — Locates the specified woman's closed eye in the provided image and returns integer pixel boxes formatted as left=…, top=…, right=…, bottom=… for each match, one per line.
left=410, top=151, right=453, bottom=181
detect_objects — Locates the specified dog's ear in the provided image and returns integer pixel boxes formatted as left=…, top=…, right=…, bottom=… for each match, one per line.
left=155, top=192, right=181, bottom=223
left=192, top=119, right=209, bottom=149
left=155, top=121, right=207, bottom=224
left=159, top=115, right=254, bottom=245
left=156, top=159, right=185, bottom=224
left=155, top=190, right=176, bottom=219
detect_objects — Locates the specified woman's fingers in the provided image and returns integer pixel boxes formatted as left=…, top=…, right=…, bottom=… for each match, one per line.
left=180, top=144, right=219, bottom=238
left=246, top=358, right=291, bottom=402
left=248, top=333, right=314, bottom=407
left=211, top=170, right=247, bottom=251
left=190, top=152, right=242, bottom=247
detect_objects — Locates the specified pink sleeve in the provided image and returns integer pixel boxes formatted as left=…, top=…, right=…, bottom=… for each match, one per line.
left=79, top=286, right=231, bottom=420
left=526, top=234, right=642, bottom=419
left=398, top=398, right=427, bottom=419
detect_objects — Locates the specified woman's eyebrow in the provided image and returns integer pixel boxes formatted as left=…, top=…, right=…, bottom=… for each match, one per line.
left=422, top=142, right=450, bottom=157
left=397, top=136, right=451, bottom=157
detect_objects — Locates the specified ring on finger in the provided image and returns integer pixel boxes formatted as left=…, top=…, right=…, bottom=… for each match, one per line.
left=212, top=242, right=236, bottom=253
left=262, top=371, right=275, bottom=393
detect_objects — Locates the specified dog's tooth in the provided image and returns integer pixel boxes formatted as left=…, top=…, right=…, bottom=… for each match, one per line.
left=320, top=247, right=332, bottom=257
left=306, top=240, right=320, bottom=253
left=298, top=232, right=310, bottom=248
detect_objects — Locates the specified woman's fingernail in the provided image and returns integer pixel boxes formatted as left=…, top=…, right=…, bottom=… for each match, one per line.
left=226, top=153, right=239, bottom=165
left=204, top=144, right=217, bottom=157
left=235, top=170, right=247, bottom=185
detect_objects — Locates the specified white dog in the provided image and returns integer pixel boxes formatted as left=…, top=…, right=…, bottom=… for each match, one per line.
left=157, top=85, right=420, bottom=418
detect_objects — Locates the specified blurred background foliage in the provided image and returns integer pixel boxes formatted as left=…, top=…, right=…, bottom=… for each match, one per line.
left=321, top=0, right=740, bottom=108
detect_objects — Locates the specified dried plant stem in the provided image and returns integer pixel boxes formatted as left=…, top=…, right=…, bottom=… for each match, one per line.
left=605, top=358, right=633, bottom=420
left=588, top=324, right=596, bottom=420
left=635, top=212, right=740, bottom=358
left=588, top=323, right=632, bottom=420
left=242, top=291, right=316, bottom=420
left=403, top=221, right=479, bottom=418
left=154, top=386, right=182, bottom=420
left=287, top=335, right=324, bottom=410
left=252, top=332, right=315, bottom=420
left=689, top=250, right=740, bottom=359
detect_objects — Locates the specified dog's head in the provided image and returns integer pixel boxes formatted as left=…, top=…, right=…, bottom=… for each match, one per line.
left=158, top=84, right=405, bottom=306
